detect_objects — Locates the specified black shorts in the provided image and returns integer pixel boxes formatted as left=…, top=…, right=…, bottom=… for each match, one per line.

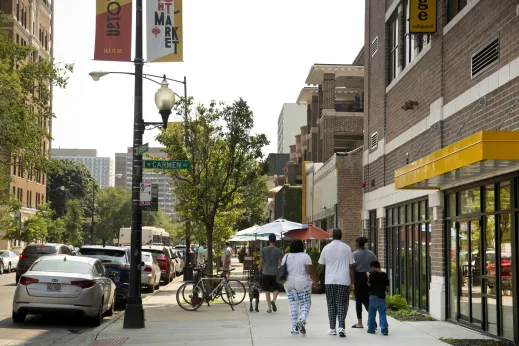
left=262, top=274, right=279, bottom=292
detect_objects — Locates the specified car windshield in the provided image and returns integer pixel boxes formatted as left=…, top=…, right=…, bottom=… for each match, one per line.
left=24, top=245, right=57, bottom=254
left=79, top=249, right=127, bottom=264
left=142, top=249, right=164, bottom=259
left=0, top=251, right=9, bottom=257
left=31, top=260, right=93, bottom=274
left=13, top=250, right=22, bottom=255
left=142, top=253, right=152, bottom=263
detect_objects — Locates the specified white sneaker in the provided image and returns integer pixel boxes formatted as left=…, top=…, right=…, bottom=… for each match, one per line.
left=291, top=327, right=299, bottom=334
left=338, top=328, right=346, bottom=338
left=328, top=329, right=337, bottom=335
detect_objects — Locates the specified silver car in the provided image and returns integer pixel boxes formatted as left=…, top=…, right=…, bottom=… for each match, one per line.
left=12, top=255, right=116, bottom=326
left=141, top=253, right=161, bottom=293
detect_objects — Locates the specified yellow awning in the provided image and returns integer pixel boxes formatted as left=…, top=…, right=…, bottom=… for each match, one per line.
left=395, top=131, right=519, bottom=189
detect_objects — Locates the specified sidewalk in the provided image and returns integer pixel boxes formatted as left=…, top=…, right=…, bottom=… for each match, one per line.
left=79, top=279, right=494, bottom=346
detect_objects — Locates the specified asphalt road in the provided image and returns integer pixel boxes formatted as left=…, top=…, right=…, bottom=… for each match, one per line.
left=0, top=270, right=126, bottom=346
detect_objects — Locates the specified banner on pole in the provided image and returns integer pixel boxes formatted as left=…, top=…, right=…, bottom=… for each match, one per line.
left=94, top=0, right=133, bottom=61
left=147, top=0, right=184, bottom=62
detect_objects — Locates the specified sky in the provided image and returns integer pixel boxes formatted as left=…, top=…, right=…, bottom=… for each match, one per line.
left=51, top=0, right=365, bottom=159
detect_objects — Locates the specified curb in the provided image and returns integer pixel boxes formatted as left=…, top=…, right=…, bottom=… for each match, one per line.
left=76, top=277, right=181, bottom=346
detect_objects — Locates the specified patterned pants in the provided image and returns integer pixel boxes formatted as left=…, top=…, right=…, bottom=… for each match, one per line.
left=325, top=284, right=350, bottom=330
left=284, top=280, right=312, bottom=329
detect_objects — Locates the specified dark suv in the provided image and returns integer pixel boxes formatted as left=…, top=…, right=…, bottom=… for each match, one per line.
left=15, top=244, right=73, bottom=284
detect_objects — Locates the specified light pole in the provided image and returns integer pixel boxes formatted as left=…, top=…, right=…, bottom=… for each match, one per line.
left=89, top=27, right=179, bottom=328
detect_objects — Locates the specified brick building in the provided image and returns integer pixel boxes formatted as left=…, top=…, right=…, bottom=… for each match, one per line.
left=0, top=0, right=53, bottom=250
left=362, top=0, right=519, bottom=342
left=292, top=59, right=365, bottom=247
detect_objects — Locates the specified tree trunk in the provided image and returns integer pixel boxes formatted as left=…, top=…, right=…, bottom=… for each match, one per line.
left=206, top=225, right=213, bottom=274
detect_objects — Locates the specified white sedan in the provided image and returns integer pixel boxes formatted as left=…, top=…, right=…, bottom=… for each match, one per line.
left=141, top=253, right=161, bottom=293
left=13, top=255, right=116, bottom=326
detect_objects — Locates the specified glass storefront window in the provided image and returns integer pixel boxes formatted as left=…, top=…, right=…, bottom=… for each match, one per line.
left=500, top=182, right=511, bottom=211
left=500, top=213, right=513, bottom=340
left=485, top=185, right=495, bottom=212
left=386, top=200, right=430, bottom=311
left=459, top=188, right=481, bottom=214
left=448, top=221, right=458, bottom=321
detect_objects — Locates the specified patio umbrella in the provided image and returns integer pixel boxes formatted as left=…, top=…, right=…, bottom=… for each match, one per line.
left=250, top=219, right=304, bottom=236
left=284, top=225, right=332, bottom=240
left=235, top=225, right=260, bottom=236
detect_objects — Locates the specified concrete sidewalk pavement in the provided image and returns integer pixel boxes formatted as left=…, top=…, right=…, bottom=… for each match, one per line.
left=79, top=284, right=494, bottom=346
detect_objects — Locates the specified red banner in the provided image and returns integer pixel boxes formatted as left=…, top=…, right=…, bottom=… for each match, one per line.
left=94, top=0, right=132, bottom=62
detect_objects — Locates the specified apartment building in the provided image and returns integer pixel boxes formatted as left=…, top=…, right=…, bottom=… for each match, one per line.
left=277, top=103, right=307, bottom=154
left=362, top=1, right=519, bottom=342
left=294, top=56, right=365, bottom=247
left=52, top=149, right=115, bottom=188
left=0, top=0, right=53, bottom=250
left=114, top=153, right=128, bottom=188
left=120, top=147, right=177, bottom=221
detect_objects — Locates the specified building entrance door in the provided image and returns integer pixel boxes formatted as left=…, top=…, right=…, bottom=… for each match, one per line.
left=458, top=219, right=483, bottom=326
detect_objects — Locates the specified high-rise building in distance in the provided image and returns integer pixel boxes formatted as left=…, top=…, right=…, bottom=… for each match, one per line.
left=52, top=149, right=115, bottom=188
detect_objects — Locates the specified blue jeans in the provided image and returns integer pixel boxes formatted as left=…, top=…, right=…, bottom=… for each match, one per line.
left=368, top=295, right=388, bottom=333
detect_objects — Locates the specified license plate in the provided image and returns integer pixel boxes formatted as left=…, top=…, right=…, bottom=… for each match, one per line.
left=47, top=283, right=62, bottom=292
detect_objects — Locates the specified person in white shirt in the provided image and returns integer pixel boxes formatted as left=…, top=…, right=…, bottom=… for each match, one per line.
left=318, top=228, right=355, bottom=338
left=281, top=240, right=320, bottom=335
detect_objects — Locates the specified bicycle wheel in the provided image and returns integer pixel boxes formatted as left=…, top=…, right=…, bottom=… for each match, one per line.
left=176, top=282, right=204, bottom=311
left=226, top=280, right=246, bottom=305
left=222, top=284, right=234, bottom=311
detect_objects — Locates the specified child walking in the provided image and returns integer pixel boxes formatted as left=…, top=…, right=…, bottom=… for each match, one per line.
left=367, top=260, right=389, bottom=335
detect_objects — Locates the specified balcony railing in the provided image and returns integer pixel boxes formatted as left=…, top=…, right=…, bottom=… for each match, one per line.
left=335, top=103, right=364, bottom=113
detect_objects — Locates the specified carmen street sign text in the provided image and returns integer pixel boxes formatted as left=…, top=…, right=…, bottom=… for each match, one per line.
left=144, top=160, right=190, bottom=170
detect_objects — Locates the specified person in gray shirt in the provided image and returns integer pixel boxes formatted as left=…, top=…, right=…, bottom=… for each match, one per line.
left=352, top=236, right=377, bottom=329
left=259, top=234, right=282, bottom=313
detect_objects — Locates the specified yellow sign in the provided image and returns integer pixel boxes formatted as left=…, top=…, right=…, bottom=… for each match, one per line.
left=409, top=0, right=437, bottom=34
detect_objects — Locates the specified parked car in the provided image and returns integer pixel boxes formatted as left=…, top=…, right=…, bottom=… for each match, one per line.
left=16, top=244, right=74, bottom=284
left=141, top=252, right=161, bottom=293
left=164, top=247, right=181, bottom=276
left=0, top=250, right=19, bottom=273
left=79, top=246, right=130, bottom=304
left=171, top=248, right=185, bottom=275
left=13, top=255, right=116, bottom=326
left=142, top=245, right=174, bottom=284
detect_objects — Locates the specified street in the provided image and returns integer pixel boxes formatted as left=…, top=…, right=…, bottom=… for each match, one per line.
left=0, top=270, right=171, bottom=346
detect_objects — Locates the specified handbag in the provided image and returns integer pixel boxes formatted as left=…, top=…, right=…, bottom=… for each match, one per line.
left=276, top=254, right=289, bottom=284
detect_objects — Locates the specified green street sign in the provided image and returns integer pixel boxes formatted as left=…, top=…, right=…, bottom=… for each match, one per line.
left=144, top=160, right=191, bottom=170
left=137, top=143, right=149, bottom=155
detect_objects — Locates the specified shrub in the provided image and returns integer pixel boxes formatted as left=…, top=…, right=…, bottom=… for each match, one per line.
left=386, top=294, right=408, bottom=311
left=309, top=248, right=320, bottom=268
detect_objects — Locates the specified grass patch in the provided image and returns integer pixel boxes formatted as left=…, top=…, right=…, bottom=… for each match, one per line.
left=439, top=338, right=509, bottom=346
left=386, top=294, right=434, bottom=322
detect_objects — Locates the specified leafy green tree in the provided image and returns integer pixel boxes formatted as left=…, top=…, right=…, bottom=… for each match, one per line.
left=142, top=209, right=175, bottom=234
left=234, top=174, right=268, bottom=231
left=157, top=98, right=269, bottom=272
left=47, top=159, right=98, bottom=217
left=63, top=199, right=86, bottom=246
left=94, top=187, right=131, bottom=245
left=0, top=13, right=72, bottom=231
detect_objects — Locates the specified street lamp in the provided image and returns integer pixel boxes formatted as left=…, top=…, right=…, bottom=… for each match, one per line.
left=155, top=78, right=176, bottom=129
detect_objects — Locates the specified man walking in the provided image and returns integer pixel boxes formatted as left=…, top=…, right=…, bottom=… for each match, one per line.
left=318, top=228, right=355, bottom=338
left=221, top=242, right=232, bottom=278
left=259, top=233, right=282, bottom=313
left=197, top=242, right=206, bottom=266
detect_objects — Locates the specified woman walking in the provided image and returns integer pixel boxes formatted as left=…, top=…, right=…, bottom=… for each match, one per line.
left=282, top=240, right=320, bottom=335
left=352, top=236, right=377, bottom=329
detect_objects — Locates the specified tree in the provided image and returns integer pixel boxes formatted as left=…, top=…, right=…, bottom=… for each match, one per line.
left=157, top=98, right=269, bottom=272
left=142, top=209, right=175, bottom=234
left=234, top=174, right=268, bottom=231
left=0, top=13, right=72, bottom=230
left=47, top=159, right=98, bottom=217
left=63, top=199, right=86, bottom=246
left=94, top=187, right=132, bottom=245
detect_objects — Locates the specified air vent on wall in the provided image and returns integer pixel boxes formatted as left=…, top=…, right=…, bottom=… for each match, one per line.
left=371, top=132, right=378, bottom=150
left=471, top=38, right=499, bottom=78
left=371, top=36, right=379, bottom=57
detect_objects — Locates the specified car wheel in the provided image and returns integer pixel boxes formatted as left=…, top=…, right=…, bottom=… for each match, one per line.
left=104, top=296, right=115, bottom=317
left=155, top=277, right=160, bottom=290
left=15, top=274, right=20, bottom=285
left=7, top=264, right=11, bottom=273
left=90, top=298, right=104, bottom=327
left=0, top=262, right=4, bottom=275
left=12, top=311, right=26, bottom=323
left=147, top=284, right=154, bottom=293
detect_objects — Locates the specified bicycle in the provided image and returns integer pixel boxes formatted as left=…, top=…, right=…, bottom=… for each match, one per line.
left=176, top=264, right=246, bottom=311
